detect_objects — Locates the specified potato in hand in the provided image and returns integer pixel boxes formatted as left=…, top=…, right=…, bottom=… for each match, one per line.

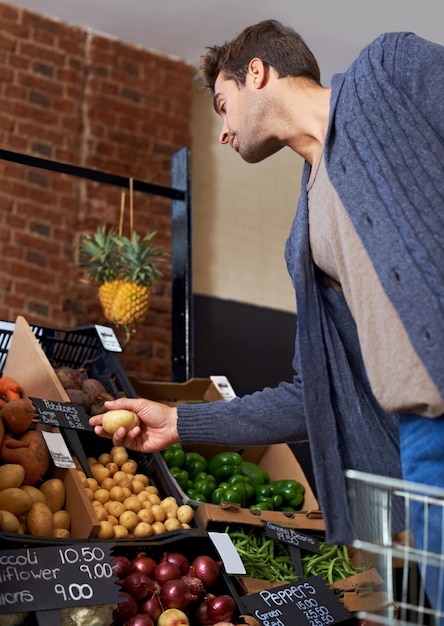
left=102, top=409, right=140, bottom=435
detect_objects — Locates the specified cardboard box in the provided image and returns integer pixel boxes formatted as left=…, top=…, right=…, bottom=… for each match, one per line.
left=1, top=316, right=101, bottom=539
left=0, top=317, right=201, bottom=541
left=128, top=376, right=226, bottom=404
left=129, top=374, right=323, bottom=530
left=159, top=442, right=324, bottom=531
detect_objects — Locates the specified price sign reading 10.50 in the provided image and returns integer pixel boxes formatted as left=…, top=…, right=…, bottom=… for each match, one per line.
left=0, top=543, right=122, bottom=614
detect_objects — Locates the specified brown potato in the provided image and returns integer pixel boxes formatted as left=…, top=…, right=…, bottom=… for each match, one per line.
left=0, top=464, right=25, bottom=491
left=27, top=502, right=54, bottom=536
left=102, top=410, right=140, bottom=435
left=0, top=487, right=33, bottom=516
left=39, top=478, right=65, bottom=512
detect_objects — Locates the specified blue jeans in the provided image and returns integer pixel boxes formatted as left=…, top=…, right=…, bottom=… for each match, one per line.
left=400, top=413, right=444, bottom=621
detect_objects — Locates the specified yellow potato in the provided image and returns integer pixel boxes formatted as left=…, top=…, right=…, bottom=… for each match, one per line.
left=97, top=520, right=114, bottom=539
left=164, top=517, right=181, bottom=532
left=27, top=502, right=54, bottom=536
left=102, top=410, right=140, bottom=435
left=53, top=510, right=71, bottom=530
left=113, top=524, right=129, bottom=539
left=21, top=485, right=46, bottom=505
left=39, top=478, right=65, bottom=513
left=0, top=464, right=25, bottom=491
left=0, top=509, right=22, bottom=533
left=54, top=528, right=70, bottom=539
left=177, top=504, right=194, bottom=525
left=0, top=488, right=33, bottom=516
left=133, top=521, right=154, bottom=538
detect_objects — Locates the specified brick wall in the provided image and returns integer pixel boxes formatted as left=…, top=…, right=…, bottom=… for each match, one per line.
left=0, top=3, right=194, bottom=381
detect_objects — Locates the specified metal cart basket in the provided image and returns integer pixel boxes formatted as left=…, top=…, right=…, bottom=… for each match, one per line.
left=346, top=469, right=444, bottom=626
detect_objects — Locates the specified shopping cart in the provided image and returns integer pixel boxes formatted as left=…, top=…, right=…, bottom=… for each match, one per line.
left=346, top=469, right=444, bottom=626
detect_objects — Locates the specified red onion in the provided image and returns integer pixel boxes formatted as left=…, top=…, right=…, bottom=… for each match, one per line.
left=207, top=595, right=236, bottom=623
left=124, top=615, right=155, bottom=626
left=154, top=560, right=181, bottom=585
left=160, top=577, right=198, bottom=609
left=181, top=566, right=205, bottom=598
left=138, top=593, right=163, bottom=622
left=162, top=551, right=191, bottom=576
left=114, top=591, right=138, bottom=622
left=121, top=572, right=158, bottom=600
left=191, top=555, right=222, bottom=587
left=194, top=593, right=215, bottom=625
left=131, top=553, right=158, bottom=578
left=112, top=555, right=133, bottom=579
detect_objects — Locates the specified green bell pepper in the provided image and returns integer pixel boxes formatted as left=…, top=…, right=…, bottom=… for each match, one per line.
left=208, top=451, right=242, bottom=481
left=169, top=466, right=190, bottom=491
left=211, top=482, right=244, bottom=506
left=250, top=500, right=274, bottom=511
left=185, top=487, right=207, bottom=502
left=162, top=443, right=186, bottom=469
left=227, top=474, right=255, bottom=502
left=193, top=472, right=217, bottom=499
left=239, top=460, right=270, bottom=487
left=184, top=451, right=208, bottom=479
left=255, top=483, right=276, bottom=500
left=271, top=479, right=305, bottom=509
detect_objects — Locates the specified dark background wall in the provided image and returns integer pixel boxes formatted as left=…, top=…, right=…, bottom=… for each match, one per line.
left=193, top=294, right=296, bottom=396
left=193, top=294, right=317, bottom=493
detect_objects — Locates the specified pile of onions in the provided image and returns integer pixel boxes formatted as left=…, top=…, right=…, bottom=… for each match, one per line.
left=112, top=549, right=236, bottom=626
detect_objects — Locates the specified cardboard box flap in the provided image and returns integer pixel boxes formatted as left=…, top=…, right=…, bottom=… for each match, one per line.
left=3, top=316, right=70, bottom=402
left=128, top=376, right=224, bottom=404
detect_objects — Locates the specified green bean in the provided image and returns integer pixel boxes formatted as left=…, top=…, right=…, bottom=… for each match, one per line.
left=225, top=524, right=369, bottom=584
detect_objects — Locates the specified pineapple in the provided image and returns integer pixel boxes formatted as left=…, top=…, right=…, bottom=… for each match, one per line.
left=110, top=231, right=166, bottom=338
left=79, top=226, right=122, bottom=321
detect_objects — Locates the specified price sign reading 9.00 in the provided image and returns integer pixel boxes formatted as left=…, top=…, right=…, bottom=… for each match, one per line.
left=0, top=543, right=121, bottom=614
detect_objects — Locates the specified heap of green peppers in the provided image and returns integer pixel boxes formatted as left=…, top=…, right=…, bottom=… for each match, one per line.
left=161, top=444, right=305, bottom=511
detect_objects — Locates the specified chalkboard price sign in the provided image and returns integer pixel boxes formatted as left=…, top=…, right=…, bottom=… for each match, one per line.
left=264, top=521, right=320, bottom=554
left=0, top=543, right=121, bottom=613
left=241, top=576, right=354, bottom=626
left=31, top=397, right=93, bottom=431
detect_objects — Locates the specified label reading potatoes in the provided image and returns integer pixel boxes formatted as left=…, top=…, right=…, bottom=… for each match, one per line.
left=241, top=576, right=354, bottom=626
left=30, top=398, right=93, bottom=431
left=0, top=543, right=121, bottom=613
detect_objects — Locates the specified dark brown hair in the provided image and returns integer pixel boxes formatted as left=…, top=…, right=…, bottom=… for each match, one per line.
left=197, top=19, right=321, bottom=92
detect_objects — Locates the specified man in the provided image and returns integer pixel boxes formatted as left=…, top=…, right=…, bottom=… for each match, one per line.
left=92, top=20, right=444, bottom=614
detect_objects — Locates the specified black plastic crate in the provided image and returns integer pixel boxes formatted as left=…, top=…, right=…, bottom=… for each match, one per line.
left=0, top=320, right=137, bottom=399
left=0, top=529, right=245, bottom=626
left=77, top=429, right=186, bottom=511
left=112, top=529, right=245, bottom=625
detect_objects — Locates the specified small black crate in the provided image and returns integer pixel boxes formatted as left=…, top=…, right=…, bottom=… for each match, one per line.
left=0, top=320, right=137, bottom=399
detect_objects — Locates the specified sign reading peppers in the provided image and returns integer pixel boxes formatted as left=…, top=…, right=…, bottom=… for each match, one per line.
left=161, top=444, right=305, bottom=511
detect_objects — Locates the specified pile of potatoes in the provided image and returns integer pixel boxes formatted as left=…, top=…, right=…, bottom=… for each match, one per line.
left=0, top=463, right=71, bottom=537
left=76, top=446, right=194, bottom=540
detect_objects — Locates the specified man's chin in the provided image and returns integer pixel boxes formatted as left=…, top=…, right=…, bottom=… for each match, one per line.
left=240, top=145, right=284, bottom=163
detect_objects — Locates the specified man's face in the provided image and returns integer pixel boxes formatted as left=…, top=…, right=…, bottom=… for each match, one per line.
left=213, top=71, right=283, bottom=163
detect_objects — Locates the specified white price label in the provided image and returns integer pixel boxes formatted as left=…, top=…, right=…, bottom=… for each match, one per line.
left=210, top=375, right=237, bottom=400
left=95, top=325, right=122, bottom=352
left=42, top=431, right=76, bottom=469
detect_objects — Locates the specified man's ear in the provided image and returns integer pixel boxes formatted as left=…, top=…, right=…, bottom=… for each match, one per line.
left=248, top=57, right=267, bottom=88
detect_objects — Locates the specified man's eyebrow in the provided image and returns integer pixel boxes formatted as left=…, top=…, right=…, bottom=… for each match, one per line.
left=213, top=93, right=221, bottom=113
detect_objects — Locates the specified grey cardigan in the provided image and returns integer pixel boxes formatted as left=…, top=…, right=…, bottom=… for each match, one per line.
left=177, top=32, right=444, bottom=544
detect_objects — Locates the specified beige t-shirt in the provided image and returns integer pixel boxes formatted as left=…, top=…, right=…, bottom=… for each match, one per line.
left=307, top=153, right=444, bottom=417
